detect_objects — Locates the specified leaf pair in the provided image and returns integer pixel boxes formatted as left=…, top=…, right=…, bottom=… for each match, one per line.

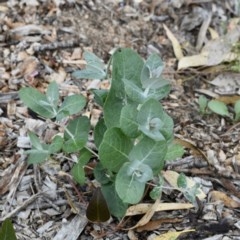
left=19, top=82, right=86, bottom=120
left=27, top=116, right=90, bottom=164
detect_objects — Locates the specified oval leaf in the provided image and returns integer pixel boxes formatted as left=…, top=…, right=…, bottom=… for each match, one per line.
left=99, top=128, right=133, bottom=172
left=208, top=100, right=229, bottom=116
left=86, top=188, right=110, bottom=223
left=115, top=162, right=145, bottom=204
left=57, top=94, right=86, bottom=120
left=19, top=87, right=56, bottom=119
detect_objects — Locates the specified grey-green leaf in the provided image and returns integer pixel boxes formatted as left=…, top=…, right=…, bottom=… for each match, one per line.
left=102, top=182, right=128, bottom=218
left=141, top=53, right=164, bottom=87
left=72, top=51, right=106, bottom=80
left=49, top=135, right=63, bottom=154
left=126, top=160, right=153, bottom=183
left=57, top=94, right=86, bottom=120
left=177, top=173, right=187, bottom=189
left=208, top=100, right=229, bottom=116
left=19, top=87, right=56, bottom=119
left=164, top=142, right=184, bottom=161
left=115, top=162, right=145, bottom=204
left=94, top=118, right=107, bottom=149
left=28, top=131, right=43, bottom=150
left=129, top=136, right=167, bottom=174
left=99, top=128, right=133, bottom=172
left=103, top=48, right=144, bottom=128
left=120, top=104, right=140, bottom=138
left=26, top=149, right=50, bottom=164
left=71, top=148, right=92, bottom=185
left=137, top=99, right=165, bottom=141
left=63, top=116, right=90, bottom=153
left=123, top=78, right=146, bottom=104
left=92, top=89, right=109, bottom=107
left=46, top=81, right=59, bottom=107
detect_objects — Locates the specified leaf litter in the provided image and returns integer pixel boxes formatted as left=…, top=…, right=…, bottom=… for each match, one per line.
left=1, top=0, right=240, bottom=239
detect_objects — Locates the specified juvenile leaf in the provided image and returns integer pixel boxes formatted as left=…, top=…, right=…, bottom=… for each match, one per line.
left=63, top=116, right=90, bottom=153
left=71, top=148, right=92, bottom=185
left=148, top=83, right=171, bottom=100
left=102, top=182, right=128, bottom=218
left=160, top=111, right=174, bottom=142
left=99, top=128, right=133, bottom=172
left=0, top=219, right=17, bottom=240
left=142, top=78, right=169, bottom=90
left=28, top=131, right=43, bottom=150
left=57, top=94, right=86, bottom=120
left=94, top=163, right=111, bottom=185
left=103, top=48, right=144, bottom=128
left=120, top=104, right=140, bottom=138
left=129, top=136, right=167, bottom=174
left=126, top=160, right=153, bottom=183
left=26, top=148, right=49, bottom=164
left=103, top=92, right=125, bottom=128
left=123, top=78, right=170, bottom=103
left=112, top=48, right=144, bottom=87
left=137, top=99, right=165, bottom=141
left=123, top=78, right=146, bottom=103
left=177, top=173, right=187, bottom=188
left=164, top=142, right=184, bottom=161
left=141, top=53, right=164, bottom=86
left=208, top=100, right=229, bottom=116
left=19, top=87, right=56, bottom=119
left=198, top=95, right=208, bottom=114
left=72, top=51, right=106, bottom=80
left=150, top=176, right=164, bottom=200
left=46, top=81, right=59, bottom=107
left=115, top=162, right=146, bottom=204
left=92, top=89, right=108, bottom=107
left=49, top=135, right=64, bottom=154
left=94, top=118, right=107, bottom=149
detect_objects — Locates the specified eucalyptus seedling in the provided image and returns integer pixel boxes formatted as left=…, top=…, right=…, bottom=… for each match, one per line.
left=19, top=48, right=186, bottom=219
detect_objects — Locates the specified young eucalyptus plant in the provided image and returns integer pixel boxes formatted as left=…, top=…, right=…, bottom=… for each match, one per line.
left=19, top=48, right=185, bottom=218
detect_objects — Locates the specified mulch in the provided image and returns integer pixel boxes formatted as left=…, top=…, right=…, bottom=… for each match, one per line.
left=0, top=0, right=240, bottom=239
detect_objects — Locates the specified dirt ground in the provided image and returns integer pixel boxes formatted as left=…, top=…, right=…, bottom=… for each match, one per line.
left=1, top=0, right=240, bottom=239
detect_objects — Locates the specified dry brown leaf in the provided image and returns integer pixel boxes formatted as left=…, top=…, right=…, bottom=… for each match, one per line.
left=127, top=198, right=161, bottom=230
left=174, top=138, right=208, bottom=161
left=178, top=25, right=240, bottom=69
left=125, top=202, right=193, bottom=216
left=152, top=229, right=195, bottom=240
left=209, top=190, right=240, bottom=208
left=163, top=24, right=183, bottom=60
left=217, top=95, right=240, bottom=104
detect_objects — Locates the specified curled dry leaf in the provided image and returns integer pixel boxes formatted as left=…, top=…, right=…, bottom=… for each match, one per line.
left=125, top=202, right=193, bottom=216
left=127, top=198, right=161, bottom=230
left=178, top=25, right=240, bottom=69
left=209, top=190, right=240, bottom=208
left=163, top=24, right=183, bottom=60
